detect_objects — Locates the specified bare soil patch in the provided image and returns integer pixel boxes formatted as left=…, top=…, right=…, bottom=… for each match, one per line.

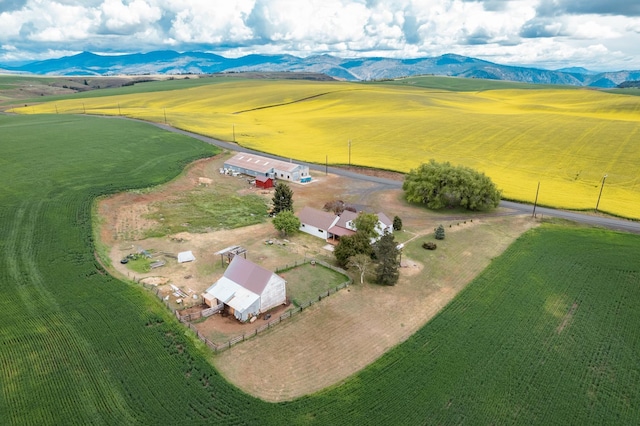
left=557, top=302, right=579, bottom=333
left=96, top=153, right=538, bottom=402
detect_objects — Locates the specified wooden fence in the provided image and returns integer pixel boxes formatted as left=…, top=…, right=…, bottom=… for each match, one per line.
left=136, top=258, right=352, bottom=353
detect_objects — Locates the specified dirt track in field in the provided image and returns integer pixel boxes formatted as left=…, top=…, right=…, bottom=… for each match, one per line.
left=97, top=153, right=537, bottom=402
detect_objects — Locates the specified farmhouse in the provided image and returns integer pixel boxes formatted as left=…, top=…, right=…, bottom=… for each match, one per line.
left=224, top=152, right=310, bottom=183
left=203, top=256, right=286, bottom=322
left=297, top=206, right=393, bottom=242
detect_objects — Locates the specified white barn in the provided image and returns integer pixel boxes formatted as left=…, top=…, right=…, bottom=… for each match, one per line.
left=223, top=152, right=311, bottom=183
left=203, top=256, right=286, bottom=322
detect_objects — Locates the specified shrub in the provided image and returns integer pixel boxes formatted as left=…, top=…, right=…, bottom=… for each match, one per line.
left=422, top=241, right=437, bottom=250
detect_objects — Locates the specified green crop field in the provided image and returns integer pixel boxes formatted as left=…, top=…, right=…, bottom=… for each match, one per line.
left=2, top=113, right=640, bottom=424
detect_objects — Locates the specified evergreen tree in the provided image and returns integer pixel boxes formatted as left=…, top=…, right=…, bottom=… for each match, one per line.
left=435, top=224, right=445, bottom=240
left=334, top=233, right=372, bottom=268
left=393, top=215, right=403, bottom=231
left=373, top=233, right=400, bottom=286
left=272, top=182, right=294, bottom=214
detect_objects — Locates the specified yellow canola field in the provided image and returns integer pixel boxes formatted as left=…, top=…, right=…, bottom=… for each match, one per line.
left=18, top=79, right=640, bottom=219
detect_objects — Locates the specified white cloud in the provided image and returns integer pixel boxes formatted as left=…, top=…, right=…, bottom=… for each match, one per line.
left=24, top=1, right=97, bottom=42
left=0, top=0, right=640, bottom=70
left=169, top=0, right=253, bottom=44
left=570, top=20, right=619, bottom=40
left=99, top=0, right=162, bottom=34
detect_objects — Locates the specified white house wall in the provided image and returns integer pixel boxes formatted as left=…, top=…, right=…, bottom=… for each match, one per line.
left=235, top=299, right=261, bottom=322
left=299, top=223, right=329, bottom=239
left=260, top=275, right=287, bottom=312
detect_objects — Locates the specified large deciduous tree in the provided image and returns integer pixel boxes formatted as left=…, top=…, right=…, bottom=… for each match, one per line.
left=348, top=253, right=373, bottom=284
left=354, top=212, right=379, bottom=240
left=402, top=159, right=501, bottom=210
left=272, top=210, right=300, bottom=237
left=272, top=182, right=294, bottom=214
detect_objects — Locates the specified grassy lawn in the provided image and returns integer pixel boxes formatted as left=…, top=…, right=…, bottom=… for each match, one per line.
left=279, top=262, right=349, bottom=306
left=144, top=190, right=268, bottom=237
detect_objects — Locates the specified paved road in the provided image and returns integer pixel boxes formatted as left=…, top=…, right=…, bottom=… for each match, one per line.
left=154, top=122, right=640, bottom=235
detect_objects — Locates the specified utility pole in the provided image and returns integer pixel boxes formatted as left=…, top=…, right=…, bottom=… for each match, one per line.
left=233, top=124, right=236, bottom=142
left=348, top=139, right=351, bottom=167
left=532, top=181, right=540, bottom=218
left=325, top=155, right=328, bottom=176
left=595, top=174, right=608, bottom=212
left=164, top=108, right=167, bottom=124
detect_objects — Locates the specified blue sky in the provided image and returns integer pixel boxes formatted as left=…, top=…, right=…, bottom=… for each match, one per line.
left=1, top=0, right=640, bottom=70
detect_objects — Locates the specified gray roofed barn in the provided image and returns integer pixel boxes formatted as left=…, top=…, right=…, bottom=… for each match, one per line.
left=203, top=256, right=286, bottom=322
left=223, top=153, right=310, bottom=183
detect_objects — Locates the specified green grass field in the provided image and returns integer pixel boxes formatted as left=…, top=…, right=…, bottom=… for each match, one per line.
left=144, top=186, right=268, bottom=237
left=279, top=262, right=349, bottom=306
left=2, top=113, right=640, bottom=424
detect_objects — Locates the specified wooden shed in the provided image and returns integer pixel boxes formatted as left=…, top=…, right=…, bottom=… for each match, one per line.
left=255, top=175, right=274, bottom=189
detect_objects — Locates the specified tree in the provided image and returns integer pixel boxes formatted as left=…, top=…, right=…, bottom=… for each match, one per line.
left=323, top=200, right=345, bottom=214
left=334, top=233, right=372, bottom=268
left=393, top=215, right=403, bottom=231
left=373, top=233, right=400, bottom=286
left=435, top=224, right=445, bottom=240
left=272, top=182, right=294, bottom=214
left=402, top=159, right=501, bottom=211
left=272, top=210, right=300, bottom=237
left=348, top=253, right=372, bottom=284
left=353, top=212, right=379, bottom=240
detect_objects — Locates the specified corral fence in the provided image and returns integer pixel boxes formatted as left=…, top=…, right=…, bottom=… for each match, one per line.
left=177, top=304, right=223, bottom=323
left=175, top=259, right=352, bottom=352
left=134, top=258, right=352, bottom=353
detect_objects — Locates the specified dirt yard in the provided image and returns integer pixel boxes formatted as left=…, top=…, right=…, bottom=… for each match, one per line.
left=96, top=152, right=538, bottom=402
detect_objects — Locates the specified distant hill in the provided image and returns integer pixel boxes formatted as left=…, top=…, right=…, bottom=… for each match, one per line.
left=617, top=80, right=640, bottom=89
left=3, top=50, right=640, bottom=88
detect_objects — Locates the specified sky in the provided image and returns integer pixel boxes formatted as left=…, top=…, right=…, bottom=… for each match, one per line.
left=1, top=0, right=640, bottom=71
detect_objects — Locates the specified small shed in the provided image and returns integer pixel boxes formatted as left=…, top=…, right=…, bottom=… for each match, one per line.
left=203, top=256, right=286, bottom=322
left=177, top=251, right=196, bottom=263
left=255, top=175, right=274, bottom=189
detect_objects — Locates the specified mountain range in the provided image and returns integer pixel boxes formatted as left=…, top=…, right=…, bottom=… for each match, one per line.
left=2, top=50, right=640, bottom=88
